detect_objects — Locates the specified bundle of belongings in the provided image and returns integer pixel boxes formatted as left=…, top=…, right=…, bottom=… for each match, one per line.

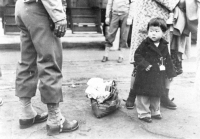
left=85, top=78, right=120, bottom=118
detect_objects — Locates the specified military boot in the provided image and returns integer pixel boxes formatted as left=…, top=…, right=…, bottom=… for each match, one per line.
left=46, top=103, right=79, bottom=136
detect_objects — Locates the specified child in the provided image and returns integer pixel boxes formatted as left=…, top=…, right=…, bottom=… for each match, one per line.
left=133, top=18, right=176, bottom=123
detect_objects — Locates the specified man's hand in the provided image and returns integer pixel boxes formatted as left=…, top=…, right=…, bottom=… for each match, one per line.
left=105, top=18, right=110, bottom=25
left=146, top=65, right=152, bottom=71
left=127, top=18, right=132, bottom=25
left=54, top=19, right=67, bottom=38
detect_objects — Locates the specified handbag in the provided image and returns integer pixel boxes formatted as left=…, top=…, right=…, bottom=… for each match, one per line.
left=90, top=84, right=121, bottom=118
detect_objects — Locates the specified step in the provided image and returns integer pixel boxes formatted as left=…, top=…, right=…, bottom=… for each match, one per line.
left=4, top=5, right=15, bottom=15
left=4, top=24, right=20, bottom=34
left=72, top=15, right=97, bottom=23
left=3, top=15, right=16, bottom=24
left=73, top=26, right=98, bottom=32
left=70, top=8, right=100, bottom=15
left=72, top=24, right=102, bottom=33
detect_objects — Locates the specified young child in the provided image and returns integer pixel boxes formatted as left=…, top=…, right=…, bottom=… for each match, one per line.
left=133, top=18, right=177, bottom=123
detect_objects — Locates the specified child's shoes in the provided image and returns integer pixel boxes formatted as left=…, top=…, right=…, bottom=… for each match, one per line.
left=151, top=114, right=162, bottom=120
left=139, top=117, right=152, bottom=123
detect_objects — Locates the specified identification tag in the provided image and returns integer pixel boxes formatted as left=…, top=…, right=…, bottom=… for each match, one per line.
left=159, top=65, right=165, bottom=71
left=159, top=57, right=165, bottom=71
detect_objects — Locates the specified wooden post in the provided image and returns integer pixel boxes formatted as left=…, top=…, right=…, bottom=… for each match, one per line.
left=196, top=1, right=200, bottom=93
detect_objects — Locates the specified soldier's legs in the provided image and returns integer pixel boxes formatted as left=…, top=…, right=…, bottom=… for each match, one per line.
left=16, top=0, right=63, bottom=104
left=15, top=0, right=48, bottom=128
left=15, top=0, right=78, bottom=133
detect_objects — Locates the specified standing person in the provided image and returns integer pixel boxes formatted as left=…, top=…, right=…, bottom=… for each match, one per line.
left=101, top=0, right=134, bottom=63
left=134, top=18, right=176, bottom=123
left=126, top=0, right=180, bottom=110
left=15, top=0, right=78, bottom=136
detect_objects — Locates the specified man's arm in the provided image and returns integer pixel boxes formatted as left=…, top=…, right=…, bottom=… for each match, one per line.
left=41, top=0, right=67, bottom=37
left=105, top=0, right=113, bottom=18
left=41, top=0, right=66, bottom=23
left=128, top=0, right=135, bottom=20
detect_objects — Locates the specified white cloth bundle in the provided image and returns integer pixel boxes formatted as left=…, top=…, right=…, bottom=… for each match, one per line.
left=85, top=78, right=114, bottom=103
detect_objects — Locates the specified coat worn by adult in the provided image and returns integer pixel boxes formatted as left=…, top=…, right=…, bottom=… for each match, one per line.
left=133, top=38, right=177, bottom=97
left=129, top=0, right=179, bottom=63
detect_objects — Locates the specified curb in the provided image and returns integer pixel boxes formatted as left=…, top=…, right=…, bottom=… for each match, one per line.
left=0, top=41, right=105, bottom=50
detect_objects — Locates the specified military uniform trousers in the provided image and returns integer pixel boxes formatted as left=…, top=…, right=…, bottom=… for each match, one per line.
left=15, top=0, right=63, bottom=104
left=105, top=12, right=130, bottom=48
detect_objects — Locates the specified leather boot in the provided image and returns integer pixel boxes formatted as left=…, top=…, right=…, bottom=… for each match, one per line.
left=125, top=89, right=136, bottom=109
left=161, top=89, right=177, bottom=110
left=176, top=60, right=183, bottom=75
left=46, top=103, right=79, bottom=136
left=19, top=97, right=48, bottom=129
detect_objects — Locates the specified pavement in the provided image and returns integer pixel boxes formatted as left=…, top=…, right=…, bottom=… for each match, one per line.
left=0, top=18, right=200, bottom=139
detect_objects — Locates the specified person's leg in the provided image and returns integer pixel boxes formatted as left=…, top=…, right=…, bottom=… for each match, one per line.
left=15, top=2, right=38, bottom=99
left=161, top=78, right=177, bottom=109
left=15, top=0, right=47, bottom=129
left=117, top=13, right=130, bottom=63
left=16, top=1, right=78, bottom=134
left=150, top=97, right=162, bottom=119
left=46, top=103, right=79, bottom=136
left=102, top=14, right=120, bottom=62
left=136, top=95, right=152, bottom=123
left=126, top=65, right=136, bottom=109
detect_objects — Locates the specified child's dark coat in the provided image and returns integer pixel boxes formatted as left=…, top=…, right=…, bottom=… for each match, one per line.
left=134, top=37, right=177, bottom=97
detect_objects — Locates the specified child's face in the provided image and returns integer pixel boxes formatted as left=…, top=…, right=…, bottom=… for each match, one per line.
left=148, top=26, right=164, bottom=43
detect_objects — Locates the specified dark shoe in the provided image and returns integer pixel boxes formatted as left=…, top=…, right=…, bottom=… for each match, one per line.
left=152, top=114, right=162, bottom=120
left=161, top=89, right=177, bottom=110
left=139, top=117, right=152, bottom=123
left=125, top=99, right=135, bottom=109
left=117, top=57, right=123, bottom=63
left=125, top=89, right=136, bottom=109
left=102, top=56, right=108, bottom=62
left=19, top=112, right=48, bottom=129
left=161, top=98, right=177, bottom=110
left=46, top=119, right=79, bottom=136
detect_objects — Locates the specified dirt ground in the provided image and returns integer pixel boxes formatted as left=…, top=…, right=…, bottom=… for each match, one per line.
left=0, top=48, right=200, bottom=139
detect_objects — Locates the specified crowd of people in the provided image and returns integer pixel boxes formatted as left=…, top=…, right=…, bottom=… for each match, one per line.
left=0, top=0, right=199, bottom=136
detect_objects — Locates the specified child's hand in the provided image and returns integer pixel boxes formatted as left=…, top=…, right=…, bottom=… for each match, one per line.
left=127, top=18, right=132, bottom=25
left=105, top=18, right=110, bottom=25
left=146, top=65, right=152, bottom=71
